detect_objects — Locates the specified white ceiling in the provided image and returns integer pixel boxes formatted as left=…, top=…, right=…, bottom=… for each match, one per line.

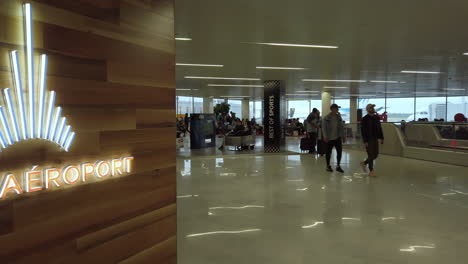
left=175, top=0, right=468, bottom=99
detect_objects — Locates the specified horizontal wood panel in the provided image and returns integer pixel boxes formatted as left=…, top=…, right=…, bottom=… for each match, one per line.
left=136, top=109, right=175, bottom=129
left=120, top=1, right=174, bottom=38
left=0, top=184, right=175, bottom=258
left=13, top=166, right=175, bottom=229
left=43, top=23, right=173, bottom=66
left=62, top=107, right=137, bottom=132
left=43, top=74, right=175, bottom=108
left=108, top=60, right=175, bottom=88
left=119, top=236, right=176, bottom=264
left=77, top=204, right=176, bottom=251
left=122, top=0, right=174, bottom=19
left=0, top=47, right=107, bottom=81
left=78, top=214, right=176, bottom=262
left=33, top=0, right=120, bottom=23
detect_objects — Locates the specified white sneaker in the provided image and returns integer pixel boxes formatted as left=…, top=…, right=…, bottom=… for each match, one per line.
left=368, top=170, right=376, bottom=177
left=360, top=161, right=368, bottom=173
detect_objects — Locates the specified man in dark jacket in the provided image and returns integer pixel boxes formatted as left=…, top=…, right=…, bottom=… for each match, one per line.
left=322, top=104, right=345, bottom=173
left=360, top=104, right=384, bottom=177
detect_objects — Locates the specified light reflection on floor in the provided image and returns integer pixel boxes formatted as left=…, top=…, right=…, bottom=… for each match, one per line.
left=177, top=149, right=468, bottom=264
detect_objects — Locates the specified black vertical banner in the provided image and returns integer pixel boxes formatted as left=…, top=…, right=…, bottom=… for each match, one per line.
left=264, top=80, right=286, bottom=153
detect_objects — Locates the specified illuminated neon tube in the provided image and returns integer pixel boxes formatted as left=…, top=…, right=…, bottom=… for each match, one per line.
left=0, top=107, right=13, bottom=145
left=49, top=107, right=61, bottom=141
left=60, top=125, right=71, bottom=146
left=10, top=51, right=28, bottom=140
left=44, top=91, right=56, bottom=140
left=64, top=132, right=75, bottom=152
left=3, top=88, right=20, bottom=142
left=37, top=54, right=47, bottom=138
left=55, top=117, right=66, bottom=143
left=24, top=3, right=35, bottom=138
left=0, top=131, right=6, bottom=149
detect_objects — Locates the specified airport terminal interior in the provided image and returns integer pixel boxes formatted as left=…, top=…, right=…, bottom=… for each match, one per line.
left=176, top=0, right=468, bottom=263
left=1, top=0, right=468, bottom=262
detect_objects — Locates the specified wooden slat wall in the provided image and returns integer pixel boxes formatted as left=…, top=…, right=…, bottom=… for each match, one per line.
left=0, top=0, right=175, bottom=262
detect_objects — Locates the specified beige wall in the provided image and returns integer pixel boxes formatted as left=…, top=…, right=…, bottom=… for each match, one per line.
left=0, top=0, right=175, bottom=262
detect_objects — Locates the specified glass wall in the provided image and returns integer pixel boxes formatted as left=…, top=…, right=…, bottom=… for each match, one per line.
left=287, top=100, right=310, bottom=122
left=447, top=96, right=468, bottom=121
left=228, top=99, right=242, bottom=118
left=254, top=101, right=263, bottom=124
left=193, top=97, right=203, bottom=113
left=386, top=97, right=414, bottom=122
left=334, top=99, right=350, bottom=122
left=176, top=96, right=193, bottom=115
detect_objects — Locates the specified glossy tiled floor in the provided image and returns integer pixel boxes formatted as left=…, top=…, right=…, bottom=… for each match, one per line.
left=177, top=150, right=468, bottom=264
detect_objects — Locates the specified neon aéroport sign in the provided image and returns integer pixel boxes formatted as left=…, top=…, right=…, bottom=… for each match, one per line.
left=0, top=4, right=135, bottom=199
left=0, top=157, right=134, bottom=199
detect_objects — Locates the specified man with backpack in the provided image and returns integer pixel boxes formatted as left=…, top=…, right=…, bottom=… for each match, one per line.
left=322, top=104, right=345, bottom=173
left=360, top=104, right=384, bottom=177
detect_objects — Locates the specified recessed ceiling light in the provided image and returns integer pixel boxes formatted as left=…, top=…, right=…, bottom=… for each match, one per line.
left=221, top=95, right=251, bottom=98
left=175, top=37, right=192, bottom=41
left=343, top=94, right=377, bottom=97
left=323, top=86, right=349, bottom=89
left=463, top=53, right=468, bottom=55
left=370, top=80, right=400, bottom=83
left=176, top=63, right=224, bottom=67
left=208, top=84, right=264, bottom=87
left=401, top=71, right=442, bottom=74
left=303, top=79, right=366, bottom=83
left=443, top=88, right=466, bottom=91
left=256, top=66, right=306, bottom=70
left=185, top=76, right=261, bottom=81
left=286, top=94, right=319, bottom=96
left=250, top=42, right=338, bottom=49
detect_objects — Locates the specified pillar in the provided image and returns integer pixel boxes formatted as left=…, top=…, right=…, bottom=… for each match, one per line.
left=321, top=91, right=332, bottom=116
left=350, top=96, right=358, bottom=137
left=241, top=98, right=250, bottom=120
left=202, top=97, right=214, bottom=114
left=264, top=80, right=286, bottom=153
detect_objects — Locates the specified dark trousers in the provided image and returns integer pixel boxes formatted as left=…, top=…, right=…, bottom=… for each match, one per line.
left=308, top=132, right=317, bottom=152
left=364, top=139, right=379, bottom=171
left=326, top=139, right=342, bottom=167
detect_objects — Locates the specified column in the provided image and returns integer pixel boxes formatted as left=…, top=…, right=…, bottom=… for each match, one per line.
left=241, top=98, right=250, bottom=120
left=350, top=96, right=358, bottom=138
left=321, top=91, right=332, bottom=116
left=202, top=97, right=214, bottom=114
left=264, top=80, right=286, bottom=153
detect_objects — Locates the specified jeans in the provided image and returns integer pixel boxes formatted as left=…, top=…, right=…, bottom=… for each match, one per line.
left=364, top=139, right=379, bottom=171
left=326, top=139, right=342, bottom=167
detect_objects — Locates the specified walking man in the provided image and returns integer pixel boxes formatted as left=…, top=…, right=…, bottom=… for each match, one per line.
left=322, top=104, right=345, bottom=173
left=360, top=104, right=384, bottom=177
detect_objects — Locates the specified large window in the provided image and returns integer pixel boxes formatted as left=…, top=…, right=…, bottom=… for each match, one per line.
left=415, top=97, right=447, bottom=121
left=287, top=100, right=310, bottom=122
left=254, top=100, right=263, bottom=124
left=193, top=97, right=203, bottom=113
left=334, top=99, right=350, bottom=122
left=228, top=100, right=242, bottom=118
left=386, top=97, right=414, bottom=122
left=176, top=96, right=193, bottom=115
left=447, top=96, right=468, bottom=121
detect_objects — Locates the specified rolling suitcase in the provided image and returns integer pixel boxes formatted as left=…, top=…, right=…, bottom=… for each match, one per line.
left=300, top=137, right=312, bottom=152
